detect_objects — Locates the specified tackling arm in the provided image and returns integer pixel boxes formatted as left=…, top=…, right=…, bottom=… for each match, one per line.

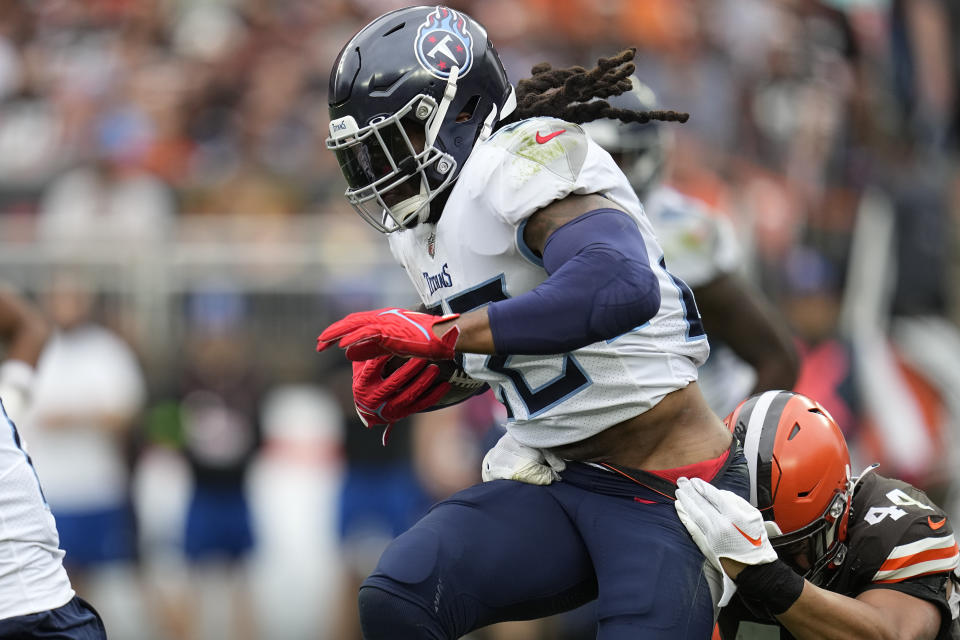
left=766, top=577, right=942, bottom=640
left=676, top=477, right=945, bottom=640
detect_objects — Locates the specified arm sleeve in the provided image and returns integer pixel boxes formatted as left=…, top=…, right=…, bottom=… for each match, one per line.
left=487, top=209, right=661, bottom=355
left=859, top=574, right=956, bottom=639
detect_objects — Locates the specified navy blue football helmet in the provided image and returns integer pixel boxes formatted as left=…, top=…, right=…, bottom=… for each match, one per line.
left=327, top=6, right=516, bottom=232
left=582, top=76, right=669, bottom=199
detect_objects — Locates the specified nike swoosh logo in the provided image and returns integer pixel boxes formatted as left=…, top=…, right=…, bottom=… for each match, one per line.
left=535, top=129, right=565, bottom=144
left=928, top=516, right=947, bottom=530
left=733, top=523, right=763, bottom=547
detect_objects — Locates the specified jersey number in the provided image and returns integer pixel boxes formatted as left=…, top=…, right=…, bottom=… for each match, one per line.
left=864, top=489, right=933, bottom=525
left=659, top=257, right=704, bottom=339
left=864, top=506, right=907, bottom=525
left=441, top=275, right=589, bottom=417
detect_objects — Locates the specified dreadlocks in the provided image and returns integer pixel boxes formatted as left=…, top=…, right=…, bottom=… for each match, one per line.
left=502, top=48, right=688, bottom=127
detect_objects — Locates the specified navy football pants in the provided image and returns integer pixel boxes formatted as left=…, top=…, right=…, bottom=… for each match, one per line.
left=0, top=596, right=106, bottom=639
left=359, top=448, right=749, bottom=639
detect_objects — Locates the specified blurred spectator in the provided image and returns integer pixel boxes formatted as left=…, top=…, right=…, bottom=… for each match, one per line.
left=170, top=288, right=262, bottom=640
left=890, top=0, right=956, bottom=153
left=0, top=22, right=67, bottom=214
left=779, top=246, right=862, bottom=444
left=883, top=0, right=960, bottom=520
left=837, top=186, right=954, bottom=502
left=22, top=270, right=147, bottom=638
left=0, top=281, right=50, bottom=424
left=36, top=122, right=176, bottom=247
left=248, top=382, right=344, bottom=640
left=182, top=155, right=304, bottom=218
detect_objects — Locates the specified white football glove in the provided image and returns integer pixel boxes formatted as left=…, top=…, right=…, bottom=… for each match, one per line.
left=482, top=432, right=565, bottom=485
left=675, top=476, right=779, bottom=607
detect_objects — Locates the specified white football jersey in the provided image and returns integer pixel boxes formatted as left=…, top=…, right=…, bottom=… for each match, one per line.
left=388, top=117, right=709, bottom=448
left=0, top=400, right=73, bottom=620
left=642, top=186, right=739, bottom=290
left=643, top=186, right=757, bottom=417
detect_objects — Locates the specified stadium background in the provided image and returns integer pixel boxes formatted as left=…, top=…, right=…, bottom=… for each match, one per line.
left=0, top=0, right=957, bottom=638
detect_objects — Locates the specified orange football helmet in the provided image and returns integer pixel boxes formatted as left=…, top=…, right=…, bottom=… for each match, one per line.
left=726, top=390, right=853, bottom=586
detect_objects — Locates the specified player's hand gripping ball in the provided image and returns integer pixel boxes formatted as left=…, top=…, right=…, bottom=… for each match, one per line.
left=352, top=354, right=486, bottom=446
left=381, top=355, right=487, bottom=410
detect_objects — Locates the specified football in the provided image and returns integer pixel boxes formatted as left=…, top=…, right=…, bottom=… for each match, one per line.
left=383, top=356, right=488, bottom=409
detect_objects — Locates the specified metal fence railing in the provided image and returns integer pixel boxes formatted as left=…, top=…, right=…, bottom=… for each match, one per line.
left=0, top=214, right=413, bottom=380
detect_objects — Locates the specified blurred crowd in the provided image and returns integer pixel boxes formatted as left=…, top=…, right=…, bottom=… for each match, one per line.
left=0, top=0, right=958, bottom=639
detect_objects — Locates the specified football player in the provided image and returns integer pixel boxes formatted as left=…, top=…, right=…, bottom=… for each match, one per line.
left=675, top=390, right=960, bottom=639
left=0, top=283, right=106, bottom=638
left=581, top=78, right=798, bottom=417
left=318, top=5, right=747, bottom=639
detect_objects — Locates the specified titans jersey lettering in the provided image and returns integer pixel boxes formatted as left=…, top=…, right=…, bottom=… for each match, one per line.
left=388, top=117, right=709, bottom=448
left=422, top=263, right=453, bottom=295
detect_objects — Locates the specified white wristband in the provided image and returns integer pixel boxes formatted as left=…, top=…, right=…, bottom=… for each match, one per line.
left=0, top=359, right=35, bottom=391
left=0, top=360, right=36, bottom=424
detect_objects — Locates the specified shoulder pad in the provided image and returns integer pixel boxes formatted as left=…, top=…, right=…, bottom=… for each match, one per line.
left=487, top=117, right=588, bottom=183
left=462, top=117, right=632, bottom=227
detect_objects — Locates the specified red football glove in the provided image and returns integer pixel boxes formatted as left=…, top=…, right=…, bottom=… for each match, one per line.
left=317, top=308, right=460, bottom=361
left=352, top=355, right=452, bottom=446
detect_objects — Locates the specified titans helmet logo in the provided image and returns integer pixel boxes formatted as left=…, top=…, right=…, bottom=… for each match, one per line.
left=415, top=6, right=473, bottom=79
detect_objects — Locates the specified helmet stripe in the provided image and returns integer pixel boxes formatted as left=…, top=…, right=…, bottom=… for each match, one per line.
left=743, top=390, right=781, bottom=508
left=756, top=391, right=793, bottom=516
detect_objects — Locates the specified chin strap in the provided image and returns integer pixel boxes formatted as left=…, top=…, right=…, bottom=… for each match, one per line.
left=479, top=85, right=517, bottom=143
left=844, top=463, right=877, bottom=505
left=425, top=66, right=460, bottom=148
left=478, top=104, right=498, bottom=143
left=500, top=84, right=517, bottom=120
left=409, top=66, right=461, bottom=227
